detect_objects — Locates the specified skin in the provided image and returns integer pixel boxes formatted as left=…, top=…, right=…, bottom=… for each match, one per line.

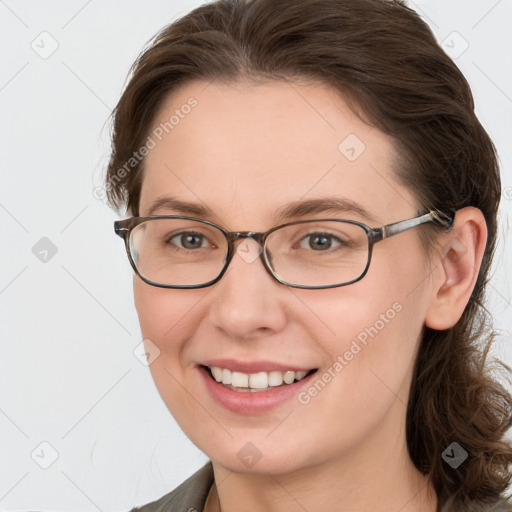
left=133, top=79, right=487, bottom=512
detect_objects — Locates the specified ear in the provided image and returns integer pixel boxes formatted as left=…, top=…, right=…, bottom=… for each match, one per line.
left=425, top=207, right=488, bottom=330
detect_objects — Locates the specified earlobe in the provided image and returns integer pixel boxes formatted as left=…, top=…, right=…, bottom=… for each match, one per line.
left=425, top=207, right=488, bottom=331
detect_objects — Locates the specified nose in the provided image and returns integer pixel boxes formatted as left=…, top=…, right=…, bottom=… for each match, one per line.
left=208, top=238, right=288, bottom=340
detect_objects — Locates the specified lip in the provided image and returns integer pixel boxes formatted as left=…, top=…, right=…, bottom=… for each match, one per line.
left=197, top=364, right=318, bottom=416
left=201, top=358, right=314, bottom=374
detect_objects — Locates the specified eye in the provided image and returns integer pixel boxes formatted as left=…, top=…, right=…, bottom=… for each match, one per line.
left=298, top=232, right=344, bottom=251
left=168, top=231, right=210, bottom=249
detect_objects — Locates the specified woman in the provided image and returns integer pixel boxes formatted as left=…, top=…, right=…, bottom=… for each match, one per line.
left=105, top=0, right=512, bottom=510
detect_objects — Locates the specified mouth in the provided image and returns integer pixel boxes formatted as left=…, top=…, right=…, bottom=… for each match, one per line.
left=201, top=364, right=318, bottom=393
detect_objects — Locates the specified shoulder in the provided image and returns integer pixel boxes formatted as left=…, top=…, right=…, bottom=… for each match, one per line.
left=474, top=500, right=512, bottom=512
left=441, top=495, right=512, bottom=511
left=130, top=460, right=214, bottom=512
left=478, top=499, right=512, bottom=511
left=469, top=499, right=512, bottom=511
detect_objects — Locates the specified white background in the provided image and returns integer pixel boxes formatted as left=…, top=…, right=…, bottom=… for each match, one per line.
left=0, top=1, right=511, bottom=510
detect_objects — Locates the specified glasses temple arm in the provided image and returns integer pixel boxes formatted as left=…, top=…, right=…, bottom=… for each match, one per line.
left=372, top=210, right=455, bottom=241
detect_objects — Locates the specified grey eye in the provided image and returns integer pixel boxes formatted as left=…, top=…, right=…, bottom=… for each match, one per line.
left=170, top=232, right=207, bottom=249
left=299, top=233, right=343, bottom=251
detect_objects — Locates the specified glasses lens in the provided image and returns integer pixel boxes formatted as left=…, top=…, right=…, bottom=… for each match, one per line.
left=129, top=218, right=228, bottom=286
left=266, top=220, right=369, bottom=287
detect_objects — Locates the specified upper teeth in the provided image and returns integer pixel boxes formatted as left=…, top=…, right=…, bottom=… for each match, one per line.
left=209, top=367, right=310, bottom=389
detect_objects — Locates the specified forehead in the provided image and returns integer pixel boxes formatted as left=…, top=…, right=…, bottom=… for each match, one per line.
left=139, top=79, right=417, bottom=226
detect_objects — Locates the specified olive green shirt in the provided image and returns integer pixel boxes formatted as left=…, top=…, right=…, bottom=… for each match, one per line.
left=131, top=461, right=214, bottom=512
left=130, top=461, right=512, bottom=512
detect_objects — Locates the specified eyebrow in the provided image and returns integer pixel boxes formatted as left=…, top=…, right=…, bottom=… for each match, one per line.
left=274, top=197, right=377, bottom=224
left=146, top=196, right=377, bottom=224
left=147, top=197, right=211, bottom=217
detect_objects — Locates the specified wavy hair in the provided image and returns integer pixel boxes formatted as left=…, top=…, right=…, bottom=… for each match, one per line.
left=104, top=0, right=512, bottom=508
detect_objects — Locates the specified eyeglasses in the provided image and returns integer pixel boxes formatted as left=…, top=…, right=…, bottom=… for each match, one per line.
left=114, top=210, right=454, bottom=289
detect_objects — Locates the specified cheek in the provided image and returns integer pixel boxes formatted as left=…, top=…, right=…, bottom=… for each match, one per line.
left=135, top=278, right=193, bottom=333
left=292, top=301, right=423, bottom=456
left=133, top=278, right=208, bottom=362
left=311, top=293, right=415, bottom=388
left=310, top=241, right=429, bottom=394
left=133, top=279, right=207, bottom=419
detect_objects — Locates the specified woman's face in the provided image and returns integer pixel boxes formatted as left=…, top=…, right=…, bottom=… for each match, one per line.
left=134, top=79, right=434, bottom=474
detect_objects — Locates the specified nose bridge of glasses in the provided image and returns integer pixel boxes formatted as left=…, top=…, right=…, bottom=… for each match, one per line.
left=228, top=231, right=266, bottom=246
left=224, top=231, right=277, bottom=284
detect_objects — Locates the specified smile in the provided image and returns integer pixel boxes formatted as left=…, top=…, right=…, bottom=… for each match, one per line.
left=198, top=359, right=320, bottom=414
left=206, top=365, right=316, bottom=392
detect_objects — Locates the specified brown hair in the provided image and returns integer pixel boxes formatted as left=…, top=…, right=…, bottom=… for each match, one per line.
left=105, top=0, right=512, bottom=508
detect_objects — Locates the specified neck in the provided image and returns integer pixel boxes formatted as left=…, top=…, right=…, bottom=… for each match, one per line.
left=205, top=404, right=437, bottom=512
left=207, top=454, right=436, bottom=512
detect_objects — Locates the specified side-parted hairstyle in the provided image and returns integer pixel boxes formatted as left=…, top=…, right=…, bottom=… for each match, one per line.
left=105, top=0, right=512, bottom=508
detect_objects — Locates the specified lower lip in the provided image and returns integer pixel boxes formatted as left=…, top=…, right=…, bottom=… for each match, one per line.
left=198, top=366, right=317, bottom=415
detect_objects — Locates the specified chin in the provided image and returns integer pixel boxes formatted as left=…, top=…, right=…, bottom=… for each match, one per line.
left=209, top=451, right=306, bottom=476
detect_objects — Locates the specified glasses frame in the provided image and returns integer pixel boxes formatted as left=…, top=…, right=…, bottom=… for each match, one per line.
left=114, top=209, right=455, bottom=290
